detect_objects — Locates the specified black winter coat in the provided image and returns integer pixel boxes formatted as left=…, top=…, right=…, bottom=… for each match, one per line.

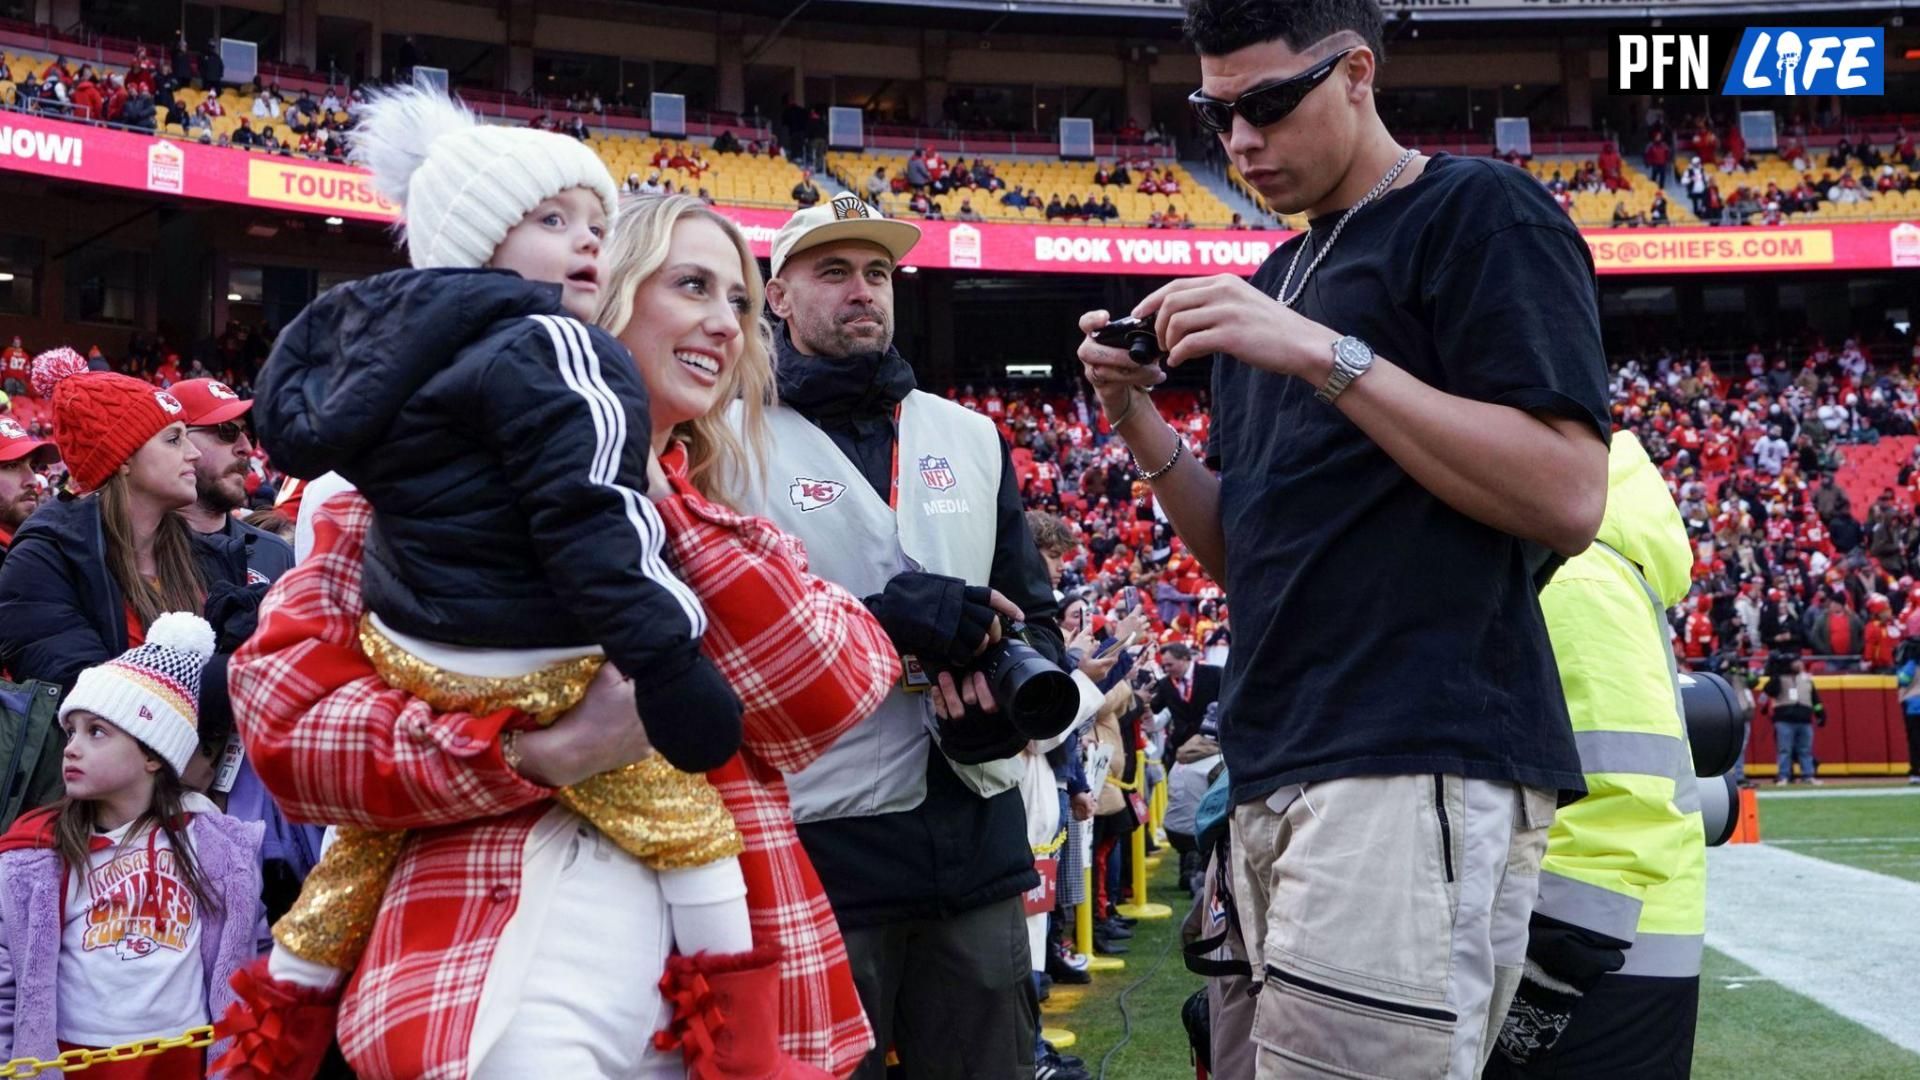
left=0, top=495, right=259, bottom=746
left=253, top=268, right=740, bottom=772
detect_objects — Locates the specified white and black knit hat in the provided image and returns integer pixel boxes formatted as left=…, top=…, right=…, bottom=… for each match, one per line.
left=350, top=85, right=620, bottom=270
left=60, top=612, right=214, bottom=774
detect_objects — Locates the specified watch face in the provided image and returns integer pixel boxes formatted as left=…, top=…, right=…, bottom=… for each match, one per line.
left=1335, top=336, right=1373, bottom=369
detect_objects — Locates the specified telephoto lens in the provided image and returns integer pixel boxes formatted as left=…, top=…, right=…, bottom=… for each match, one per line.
left=977, top=621, right=1078, bottom=741
left=1679, top=672, right=1744, bottom=778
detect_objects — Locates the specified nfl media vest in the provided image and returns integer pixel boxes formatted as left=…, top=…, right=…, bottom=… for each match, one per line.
left=740, top=391, right=1002, bottom=823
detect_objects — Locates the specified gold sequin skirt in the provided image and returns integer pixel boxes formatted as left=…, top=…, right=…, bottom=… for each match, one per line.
left=271, top=617, right=744, bottom=968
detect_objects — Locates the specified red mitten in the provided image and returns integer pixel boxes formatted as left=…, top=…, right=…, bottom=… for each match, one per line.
left=209, top=957, right=341, bottom=1080
left=653, top=946, right=832, bottom=1080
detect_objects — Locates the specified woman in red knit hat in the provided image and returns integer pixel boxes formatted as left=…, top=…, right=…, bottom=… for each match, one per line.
left=0, top=348, right=259, bottom=777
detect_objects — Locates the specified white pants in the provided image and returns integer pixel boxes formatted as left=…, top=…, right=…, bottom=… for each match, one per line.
left=470, top=807, right=685, bottom=1078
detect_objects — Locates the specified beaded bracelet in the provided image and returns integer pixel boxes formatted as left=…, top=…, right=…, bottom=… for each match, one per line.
left=1135, top=436, right=1186, bottom=481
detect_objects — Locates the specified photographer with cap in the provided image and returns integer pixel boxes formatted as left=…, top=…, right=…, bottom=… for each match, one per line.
left=743, top=193, right=1066, bottom=1080
left=1076, top=2, right=1609, bottom=1077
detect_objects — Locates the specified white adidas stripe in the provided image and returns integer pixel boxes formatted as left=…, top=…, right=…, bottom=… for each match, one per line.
left=530, top=314, right=707, bottom=638
left=539, top=314, right=707, bottom=636
left=537, top=314, right=617, bottom=485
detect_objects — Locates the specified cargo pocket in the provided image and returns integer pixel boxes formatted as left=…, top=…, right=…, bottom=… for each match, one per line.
left=1254, top=962, right=1456, bottom=1080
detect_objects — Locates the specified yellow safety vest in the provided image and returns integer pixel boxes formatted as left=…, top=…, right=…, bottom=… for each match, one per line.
left=1535, top=432, right=1707, bottom=978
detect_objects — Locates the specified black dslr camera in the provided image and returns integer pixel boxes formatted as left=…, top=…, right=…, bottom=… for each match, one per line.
left=1092, top=315, right=1165, bottom=366
left=928, top=616, right=1080, bottom=764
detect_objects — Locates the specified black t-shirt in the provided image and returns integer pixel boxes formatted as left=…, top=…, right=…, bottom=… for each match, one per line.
left=1207, top=153, right=1608, bottom=806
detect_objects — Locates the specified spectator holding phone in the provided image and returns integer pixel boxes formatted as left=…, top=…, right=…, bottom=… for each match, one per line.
left=1076, top=2, right=1607, bottom=1076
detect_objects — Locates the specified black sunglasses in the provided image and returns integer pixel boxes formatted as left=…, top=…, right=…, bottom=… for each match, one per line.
left=190, top=421, right=249, bottom=445
left=1187, top=49, right=1354, bottom=134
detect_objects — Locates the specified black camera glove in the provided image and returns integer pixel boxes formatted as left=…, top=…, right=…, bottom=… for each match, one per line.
left=865, top=572, right=998, bottom=668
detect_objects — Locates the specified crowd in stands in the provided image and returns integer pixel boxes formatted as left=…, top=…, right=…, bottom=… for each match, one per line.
left=947, top=383, right=1226, bottom=653
left=1, top=41, right=363, bottom=161
left=854, top=146, right=1237, bottom=229
left=1635, top=115, right=1918, bottom=226
left=1606, top=333, right=1920, bottom=677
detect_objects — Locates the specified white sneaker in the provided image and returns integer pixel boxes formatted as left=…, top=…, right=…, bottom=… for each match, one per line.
left=1907, top=776, right=1919, bottom=785
left=1808, top=777, right=1822, bottom=786
left=1773, top=778, right=1787, bottom=786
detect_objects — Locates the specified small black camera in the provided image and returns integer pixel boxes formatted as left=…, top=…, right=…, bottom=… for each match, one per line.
left=1092, top=315, right=1164, bottom=366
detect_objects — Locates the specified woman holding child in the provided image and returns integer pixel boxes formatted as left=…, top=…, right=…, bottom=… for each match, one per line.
left=217, top=88, right=894, bottom=1079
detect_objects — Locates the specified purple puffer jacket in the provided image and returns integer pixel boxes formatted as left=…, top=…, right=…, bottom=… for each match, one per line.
left=0, top=811, right=267, bottom=1066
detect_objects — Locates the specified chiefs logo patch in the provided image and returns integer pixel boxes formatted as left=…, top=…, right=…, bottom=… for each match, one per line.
left=153, top=392, right=182, bottom=415
left=246, top=568, right=270, bottom=586
left=0, top=419, right=26, bottom=440
left=208, top=381, right=239, bottom=400
left=788, top=477, right=846, bottom=512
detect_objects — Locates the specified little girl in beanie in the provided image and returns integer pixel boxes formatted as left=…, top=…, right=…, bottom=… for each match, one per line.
left=0, top=613, right=264, bottom=1078
left=229, top=87, right=767, bottom=1075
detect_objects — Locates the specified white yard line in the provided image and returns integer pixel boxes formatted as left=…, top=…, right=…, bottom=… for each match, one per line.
left=1756, top=785, right=1920, bottom=800
left=1707, top=844, right=1920, bottom=1055
left=1765, top=837, right=1920, bottom=846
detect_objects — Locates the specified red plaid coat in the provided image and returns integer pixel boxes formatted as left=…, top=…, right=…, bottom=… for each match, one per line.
left=229, top=445, right=898, bottom=1079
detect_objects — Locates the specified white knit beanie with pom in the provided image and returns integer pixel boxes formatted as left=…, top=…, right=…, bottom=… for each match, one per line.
left=61, top=612, right=217, bottom=774
left=351, top=86, right=620, bottom=270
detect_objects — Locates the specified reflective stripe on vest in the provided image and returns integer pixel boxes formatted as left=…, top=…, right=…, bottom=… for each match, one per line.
left=1572, top=730, right=1703, bottom=816
left=1616, top=930, right=1705, bottom=978
left=1590, top=541, right=1704, bottom=813
left=1534, top=871, right=1642, bottom=942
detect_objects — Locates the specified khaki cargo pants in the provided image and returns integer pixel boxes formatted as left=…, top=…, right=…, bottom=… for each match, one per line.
left=1230, top=774, right=1555, bottom=1080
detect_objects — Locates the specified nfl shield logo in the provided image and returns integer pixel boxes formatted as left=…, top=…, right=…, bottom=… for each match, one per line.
left=918, top=455, right=956, bottom=492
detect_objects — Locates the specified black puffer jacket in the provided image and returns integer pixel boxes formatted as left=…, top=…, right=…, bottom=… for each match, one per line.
left=254, top=268, right=740, bottom=772
left=0, top=495, right=258, bottom=747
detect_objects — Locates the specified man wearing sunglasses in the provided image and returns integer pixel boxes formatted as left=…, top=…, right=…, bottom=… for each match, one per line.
left=1076, top=2, right=1611, bottom=1078
left=172, top=377, right=294, bottom=583
left=171, top=375, right=322, bottom=925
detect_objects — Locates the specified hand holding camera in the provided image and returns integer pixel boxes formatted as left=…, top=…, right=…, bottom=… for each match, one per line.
left=925, top=610, right=1081, bottom=763
left=1091, top=315, right=1166, bottom=366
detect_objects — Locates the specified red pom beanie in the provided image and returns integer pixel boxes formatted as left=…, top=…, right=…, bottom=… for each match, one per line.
left=32, top=348, right=182, bottom=494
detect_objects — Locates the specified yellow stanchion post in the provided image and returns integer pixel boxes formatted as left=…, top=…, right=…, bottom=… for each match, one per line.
left=1135, top=751, right=1165, bottom=870
left=1078, top=864, right=1125, bottom=971
left=1117, top=777, right=1173, bottom=921
left=1151, top=768, right=1169, bottom=838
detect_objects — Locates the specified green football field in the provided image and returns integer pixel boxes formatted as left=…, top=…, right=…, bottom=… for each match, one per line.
left=1046, top=785, right=1920, bottom=1079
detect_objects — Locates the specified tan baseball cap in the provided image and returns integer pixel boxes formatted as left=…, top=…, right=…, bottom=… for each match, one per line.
left=771, top=193, right=921, bottom=278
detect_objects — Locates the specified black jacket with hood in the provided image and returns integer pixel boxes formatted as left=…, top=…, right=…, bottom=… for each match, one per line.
left=254, top=268, right=740, bottom=772
left=774, top=327, right=1066, bottom=928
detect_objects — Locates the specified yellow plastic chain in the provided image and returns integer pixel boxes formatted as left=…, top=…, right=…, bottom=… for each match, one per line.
left=1106, top=751, right=1148, bottom=793
left=0, top=1025, right=214, bottom=1078
left=1031, top=827, right=1068, bottom=857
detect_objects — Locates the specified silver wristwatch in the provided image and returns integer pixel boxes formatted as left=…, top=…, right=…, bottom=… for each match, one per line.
left=1315, top=335, right=1375, bottom=404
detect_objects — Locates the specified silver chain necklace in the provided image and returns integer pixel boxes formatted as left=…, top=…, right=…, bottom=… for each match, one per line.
left=1275, top=147, right=1419, bottom=308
